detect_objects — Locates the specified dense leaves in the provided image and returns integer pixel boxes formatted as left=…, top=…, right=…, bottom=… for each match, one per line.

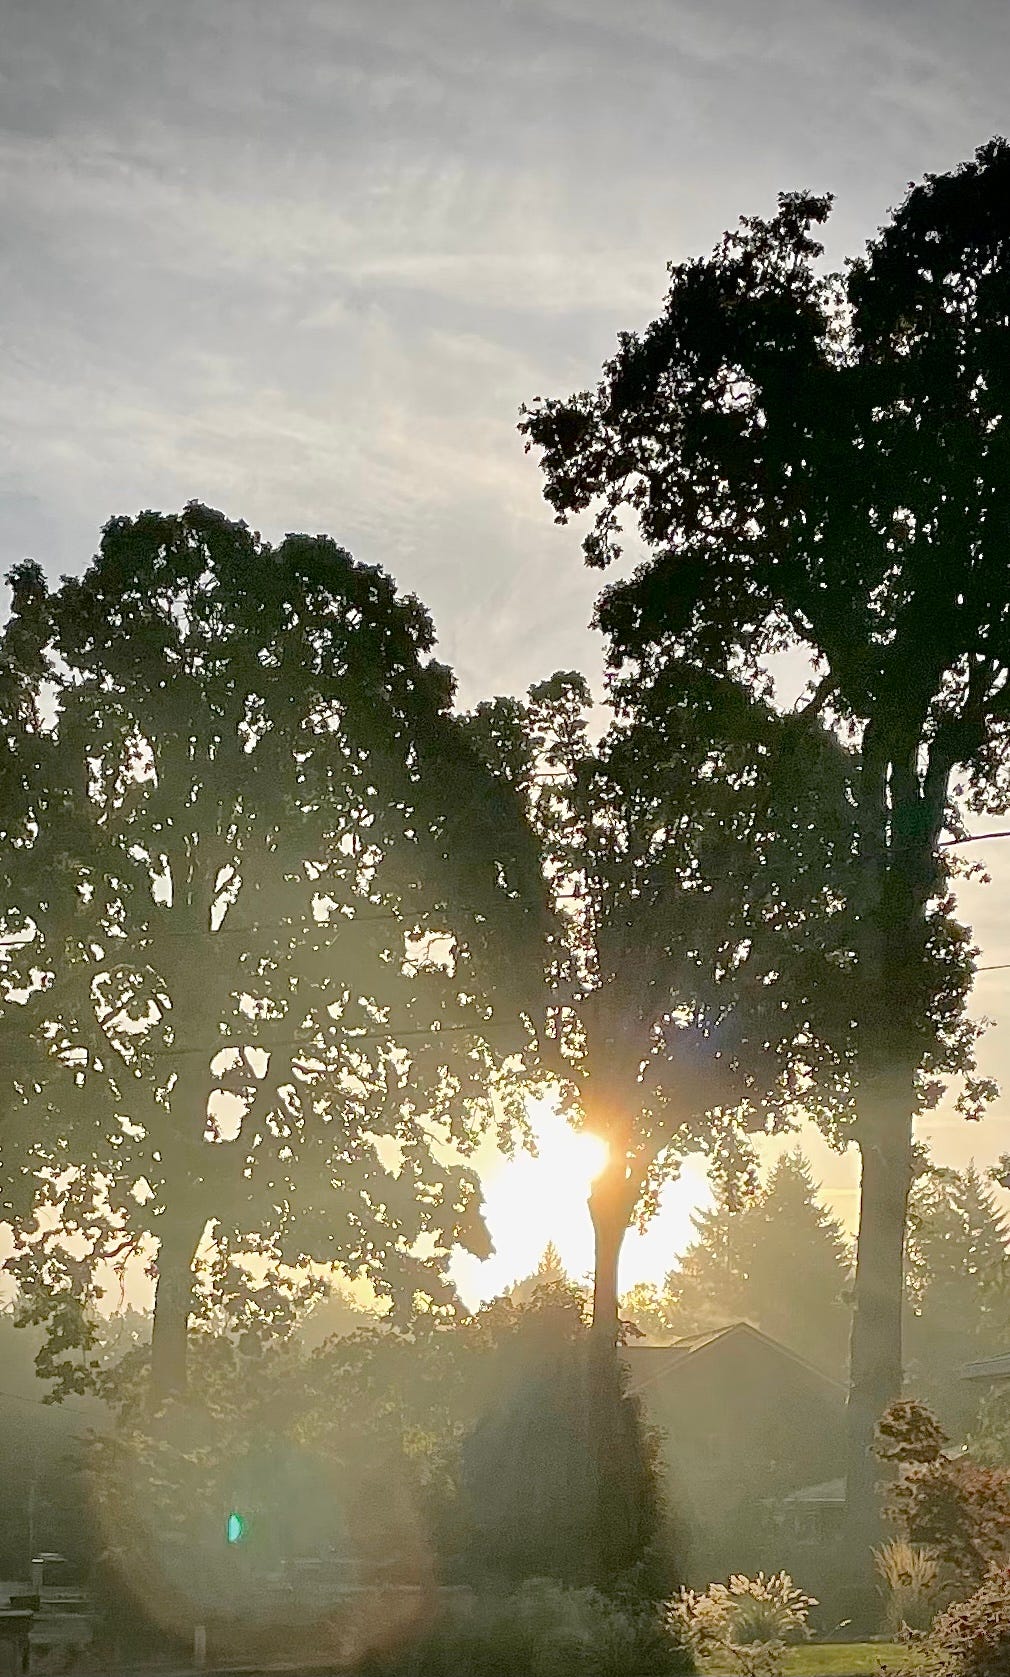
left=877, top=1400, right=1010, bottom=1587
left=931, top=1563, right=1010, bottom=1677
left=521, top=139, right=1010, bottom=1579
left=0, top=504, right=548, bottom=1397
left=465, top=668, right=862, bottom=1339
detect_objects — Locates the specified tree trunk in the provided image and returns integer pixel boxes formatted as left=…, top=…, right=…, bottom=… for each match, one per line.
left=586, top=1161, right=638, bottom=1579
left=589, top=1165, right=632, bottom=1345
left=150, top=1209, right=208, bottom=1406
left=842, top=1066, right=916, bottom=1625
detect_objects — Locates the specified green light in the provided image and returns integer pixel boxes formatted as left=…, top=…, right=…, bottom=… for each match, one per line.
left=226, top=1512, right=247, bottom=1544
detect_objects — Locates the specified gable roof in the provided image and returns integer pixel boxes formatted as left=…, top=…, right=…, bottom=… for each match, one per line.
left=622, top=1321, right=847, bottom=1399
left=962, top=1353, right=1010, bottom=1382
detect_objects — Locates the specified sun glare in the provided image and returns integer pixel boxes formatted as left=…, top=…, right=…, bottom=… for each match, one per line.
left=450, top=1100, right=708, bottom=1311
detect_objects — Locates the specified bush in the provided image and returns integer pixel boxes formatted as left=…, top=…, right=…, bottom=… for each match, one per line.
left=931, top=1563, right=1010, bottom=1677
left=669, top=1572, right=816, bottom=1677
left=876, top=1400, right=1010, bottom=1588
left=460, top=1292, right=666, bottom=1588
left=874, top=1539, right=944, bottom=1636
left=362, top=1579, right=695, bottom=1677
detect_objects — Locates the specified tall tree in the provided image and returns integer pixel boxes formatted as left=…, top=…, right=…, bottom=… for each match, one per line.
left=658, top=1151, right=852, bottom=1379
left=0, top=505, right=546, bottom=1403
left=466, top=670, right=858, bottom=1349
left=520, top=140, right=1008, bottom=1586
left=905, top=1162, right=1010, bottom=1428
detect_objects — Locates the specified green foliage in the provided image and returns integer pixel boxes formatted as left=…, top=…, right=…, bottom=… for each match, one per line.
left=362, top=1579, right=695, bottom=1677
left=876, top=1400, right=1010, bottom=1588
left=505, top=1242, right=575, bottom=1309
left=466, top=667, right=861, bottom=1341
left=79, top=1280, right=669, bottom=1641
left=670, top=1572, right=816, bottom=1677
left=459, top=1286, right=665, bottom=1589
left=621, top=1281, right=672, bottom=1343
left=519, top=138, right=1010, bottom=1123
left=904, top=1165, right=1010, bottom=1428
left=930, top=1564, right=1010, bottom=1677
left=522, top=135, right=1010, bottom=1563
left=964, top=1389, right=1010, bottom=1470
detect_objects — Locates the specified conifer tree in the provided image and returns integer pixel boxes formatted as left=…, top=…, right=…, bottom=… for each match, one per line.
left=905, top=1163, right=1010, bottom=1426
left=659, top=1151, right=853, bottom=1377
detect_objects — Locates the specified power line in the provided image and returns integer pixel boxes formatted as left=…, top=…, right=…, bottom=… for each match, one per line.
left=0, top=1386, right=95, bottom=1416
left=941, top=830, right=1010, bottom=847
left=0, top=1015, right=535, bottom=1080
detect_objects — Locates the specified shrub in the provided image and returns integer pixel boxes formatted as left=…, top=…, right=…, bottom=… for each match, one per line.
left=362, top=1579, right=695, bottom=1677
left=460, top=1294, right=666, bottom=1587
left=669, top=1572, right=816, bottom=1677
left=876, top=1400, right=1010, bottom=1588
left=874, top=1539, right=943, bottom=1636
left=931, top=1563, right=1010, bottom=1677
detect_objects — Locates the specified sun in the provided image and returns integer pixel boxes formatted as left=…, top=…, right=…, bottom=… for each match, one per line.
left=448, top=1099, right=604, bottom=1306
left=449, top=1097, right=711, bottom=1312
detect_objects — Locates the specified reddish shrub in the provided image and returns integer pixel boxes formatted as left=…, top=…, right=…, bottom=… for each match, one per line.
left=876, top=1402, right=1010, bottom=1586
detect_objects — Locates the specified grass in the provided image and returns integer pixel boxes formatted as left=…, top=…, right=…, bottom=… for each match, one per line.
left=782, top=1645, right=925, bottom=1676
left=703, top=1645, right=928, bottom=1677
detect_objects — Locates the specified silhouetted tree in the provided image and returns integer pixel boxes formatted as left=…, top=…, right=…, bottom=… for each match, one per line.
left=505, top=1240, right=571, bottom=1308
left=466, top=671, right=858, bottom=1349
left=459, top=1286, right=663, bottom=1589
left=0, top=504, right=546, bottom=1404
left=521, top=140, right=1010, bottom=1587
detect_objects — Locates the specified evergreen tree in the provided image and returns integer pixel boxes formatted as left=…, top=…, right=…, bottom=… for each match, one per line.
left=905, top=1163, right=1010, bottom=1429
left=658, top=1151, right=852, bottom=1378
left=459, top=1288, right=663, bottom=1588
left=505, top=1241, right=574, bottom=1309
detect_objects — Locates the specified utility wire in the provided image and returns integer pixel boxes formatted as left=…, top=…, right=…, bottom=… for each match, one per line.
left=0, top=1016, right=534, bottom=1080
left=0, top=1386, right=96, bottom=1415
left=941, top=830, right=1010, bottom=847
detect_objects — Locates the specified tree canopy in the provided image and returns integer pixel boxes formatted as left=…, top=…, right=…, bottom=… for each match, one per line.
left=0, top=504, right=548, bottom=1399
left=520, top=138, right=1010, bottom=1593
left=465, top=664, right=862, bottom=1341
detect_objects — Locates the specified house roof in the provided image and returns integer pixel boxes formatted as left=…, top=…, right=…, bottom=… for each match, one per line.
left=782, top=1477, right=846, bottom=1505
left=962, top=1354, right=1010, bottom=1382
left=622, top=1321, right=847, bottom=1398
left=785, top=1442, right=969, bottom=1508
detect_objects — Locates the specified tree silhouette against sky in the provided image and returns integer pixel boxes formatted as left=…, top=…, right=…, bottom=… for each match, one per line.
left=521, top=139, right=1010, bottom=1602
left=0, top=504, right=547, bottom=1403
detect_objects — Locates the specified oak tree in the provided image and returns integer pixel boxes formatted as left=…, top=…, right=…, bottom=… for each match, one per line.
left=0, top=505, right=545, bottom=1403
left=521, top=140, right=1009, bottom=1580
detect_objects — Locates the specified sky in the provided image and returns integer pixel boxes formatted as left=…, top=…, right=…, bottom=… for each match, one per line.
left=4, top=0, right=1010, bottom=1306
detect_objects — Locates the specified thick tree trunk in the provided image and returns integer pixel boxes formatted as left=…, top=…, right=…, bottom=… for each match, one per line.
left=588, top=1165, right=632, bottom=1345
left=150, top=1209, right=208, bottom=1406
left=586, top=1161, right=638, bottom=1580
left=842, top=1066, right=916, bottom=1624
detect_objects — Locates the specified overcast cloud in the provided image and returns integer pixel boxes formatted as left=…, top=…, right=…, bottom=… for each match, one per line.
left=4, top=0, right=1010, bottom=1275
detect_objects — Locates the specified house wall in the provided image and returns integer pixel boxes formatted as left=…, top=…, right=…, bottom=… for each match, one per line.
left=625, top=1334, right=845, bottom=1589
